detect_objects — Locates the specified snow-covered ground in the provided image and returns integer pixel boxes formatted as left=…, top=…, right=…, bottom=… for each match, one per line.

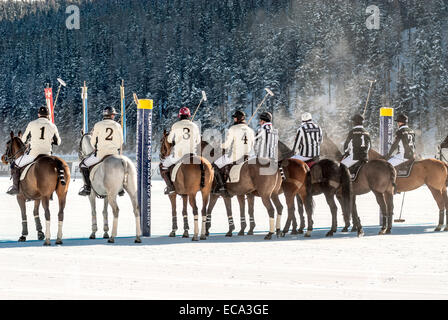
left=0, top=177, right=447, bottom=300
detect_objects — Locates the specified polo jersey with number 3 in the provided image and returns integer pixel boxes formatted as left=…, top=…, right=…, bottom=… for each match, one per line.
left=167, top=120, right=201, bottom=159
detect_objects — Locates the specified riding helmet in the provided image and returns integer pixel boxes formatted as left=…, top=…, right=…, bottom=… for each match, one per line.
left=352, top=114, right=364, bottom=125
left=301, top=112, right=312, bottom=122
left=38, top=106, right=50, bottom=117
left=103, top=106, right=118, bottom=117
left=232, top=110, right=246, bottom=121
left=259, top=112, right=272, bottom=123
left=395, top=114, right=408, bottom=124
left=178, top=107, right=191, bottom=118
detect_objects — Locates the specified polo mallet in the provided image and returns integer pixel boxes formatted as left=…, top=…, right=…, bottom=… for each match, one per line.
left=191, top=90, right=207, bottom=121
left=248, top=88, right=274, bottom=123
left=53, top=78, right=67, bottom=109
left=394, top=192, right=406, bottom=223
left=362, top=79, right=376, bottom=117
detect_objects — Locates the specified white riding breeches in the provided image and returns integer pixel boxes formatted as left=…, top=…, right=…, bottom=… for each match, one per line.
left=341, top=155, right=358, bottom=168
left=81, top=154, right=100, bottom=168
left=14, top=154, right=35, bottom=168
left=388, top=153, right=407, bottom=167
left=291, top=155, right=313, bottom=162
left=214, top=155, right=234, bottom=169
left=161, top=155, right=180, bottom=169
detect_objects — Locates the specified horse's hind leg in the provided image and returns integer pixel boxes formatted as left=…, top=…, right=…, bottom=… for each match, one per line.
left=385, top=191, right=394, bottom=234
left=127, top=192, right=142, bottom=244
left=88, top=193, right=98, bottom=239
left=237, top=195, right=246, bottom=236
left=182, top=195, right=189, bottom=238
left=189, top=195, right=200, bottom=241
left=168, top=193, right=178, bottom=237
left=102, top=197, right=110, bottom=239
left=17, top=195, right=27, bottom=242
left=351, top=196, right=363, bottom=236
left=296, top=194, right=305, bottom=234
left=428, top=186, right=446, bottom=232
left=42, top=197, right=52, bottom=246
left=206, top=194, right=219, bottom=236
left=200, top=191, right=210, bottom=240
left=336, top=193, right=351, bottom=232
left=373, top=191, right=388, bottom=235
left=56, top=192, right=67, bottom=245
left=443, top=188, right=448, bottom=232
left=324, top=192, right=338, bottom=237
left=272, top=193, right=283, bottom=237
left=247, top=194, right=256, bottom=235
left=281, top=191, right=295, bottom=237
left=107, top=196, right=119, bottom=243
left=33, top=200, right=44, bottom=240
left=261, top=195, right=275, bottom=240
left=223, top=196, right=235, bottom=237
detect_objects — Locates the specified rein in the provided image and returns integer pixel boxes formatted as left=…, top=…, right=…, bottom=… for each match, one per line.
left=4, top=139, right=28, bottom=164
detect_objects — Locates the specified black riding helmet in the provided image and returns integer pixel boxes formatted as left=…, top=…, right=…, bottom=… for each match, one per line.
left=103, top=106, right=118, bottom=118
left=395, top=114, right=408, bottom=124
left=232, top=110, right=246, bottom=122
left=259, top=111, right=272, bottom=123
left=38, top=106, right=50, bottom=117
left=351, top=114, right=364, bottom=126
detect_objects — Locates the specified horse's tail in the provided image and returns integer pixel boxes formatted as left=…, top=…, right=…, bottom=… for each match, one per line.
left=444, top=162, right=448, bottom=187
left=122, top=158, right=130, bottom=190
left=54, top=158, right=67, bottom=186
left=339, top=163, right=352, bottom=222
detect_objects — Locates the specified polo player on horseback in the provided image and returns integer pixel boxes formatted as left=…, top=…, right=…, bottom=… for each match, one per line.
left=341, top=114, right=371, bottom=170
left=212, top=110, right=255, bottom=196
left=7, top=106, right=61, bottom=195
left=160, top=107, right=201, bottom=195
left=78, top=106, right=124, bottom=196
left=291, top=112, right=322, bottom=163
left=386, top=114, right=416, bottom=167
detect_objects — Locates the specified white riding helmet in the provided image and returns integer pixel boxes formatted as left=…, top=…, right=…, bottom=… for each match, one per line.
left=301, top=112, right=312, bottom=122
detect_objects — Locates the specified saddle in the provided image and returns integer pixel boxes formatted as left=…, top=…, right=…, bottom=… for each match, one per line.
left=19, top=155, right=46, bottom=181
left=395, top=159, right=415, bottom=178
left=220, top=155, right=249, bottom=184
left=170, top=154, right=206, bottom=188
left=349, top=161, right=367, bottom=182
left=305, top=157, right=320, bottom=169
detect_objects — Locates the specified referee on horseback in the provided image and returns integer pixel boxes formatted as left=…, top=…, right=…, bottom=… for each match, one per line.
left=291, top=112, right=323, bottom=163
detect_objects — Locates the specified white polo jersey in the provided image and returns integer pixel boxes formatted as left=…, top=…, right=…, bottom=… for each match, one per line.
left=22, top=117, right=61, bottom=157
left=167, top=120, right=201, bottom=159
left=91, top=119, right=123, bottom=159
left=222, top=123, right=255, bottom=162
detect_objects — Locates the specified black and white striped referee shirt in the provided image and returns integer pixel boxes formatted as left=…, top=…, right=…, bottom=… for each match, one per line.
left=293, top=121, right=323, bottom=158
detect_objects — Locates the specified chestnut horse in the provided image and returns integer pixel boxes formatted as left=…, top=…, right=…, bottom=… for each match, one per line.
left=369, top=149, right=448, bottom=231
left=1, top=131, right=70, bottom=245
left=160, top=130, right=214, bottom=241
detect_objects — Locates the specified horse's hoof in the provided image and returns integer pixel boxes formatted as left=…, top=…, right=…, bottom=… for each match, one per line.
left=89, top=234, right=96, bottom=240
left=280, top=232, right=286, bottom=238
left=341, top=227, right=349, bottom=233
left=326, top=231, right=334, bottom=237
left=37, top=232, right=45, bottom=241
left=192, top=236, right=199, bottom=242
left=225, top=232, right=233, bottom=237
left=169, top=231, right=176, bottom=237
left=358, top=230, right=365, bottom=237
left=135, top=238, right=142, bottom=244
left=205, top=231, right=210, bottom=237
left=103, top=232, right=109, bottom=239
left=385, top=229, right=392, bottom=235
left=444, top=227, right=448, bottom=232
left=435, top=227, right=442, bottom=232
left=43, top=240, right=51, bottom=246
left=56, top=239, right=63, bottom=245
left=297, top=229, right=304, bottom=235
left=378, top=230, right=386, bottom=235
left=182, top=232, right=189, bottom=238
left=108, top=238, right=115, bottom=243
left=304, top=231, right=312, bottom=238
left=264, top=233, right=273, bottom=240
left=351, top=227, right=358, bottom=233
left=247, top=230, right=254, bottom=236
left=18, top=236, right=26, bottom=242
left=291, top=229, right=299, bottom=235
left=200, top=235, right=207, bottom=240
left=238, top=230, right=245, bottom=236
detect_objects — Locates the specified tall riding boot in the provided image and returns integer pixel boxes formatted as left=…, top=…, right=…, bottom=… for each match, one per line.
left=78, top=167, right=91, bottom=196
left=160, top=166, right=175, bottom=195
left=212, top=165, right=230, bottom=197
left=6, top=166, right=20, bottom=195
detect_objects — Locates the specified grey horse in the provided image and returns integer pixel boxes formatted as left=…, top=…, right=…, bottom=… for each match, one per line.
left=79, top=133, right=142, bottom=243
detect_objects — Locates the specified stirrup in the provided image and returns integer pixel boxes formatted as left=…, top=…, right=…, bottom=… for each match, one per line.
left=6, top=186, right=19, bottom=195
left=78, top=186, right=91, bottom=196
left=118, top=190, right=125, bottom=197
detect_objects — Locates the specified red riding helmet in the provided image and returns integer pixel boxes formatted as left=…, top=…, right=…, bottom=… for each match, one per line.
left=178, top=107, right=191, bottom=118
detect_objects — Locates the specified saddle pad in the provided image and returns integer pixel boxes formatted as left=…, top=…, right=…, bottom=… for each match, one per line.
left=396, top=161, right=415, bottom=178
left=20, top=162, right=36, bottom=181
left=171, top=162, right=183, bottom=182
left=228, top=162, right=245, bottom=183
left=349, top=162, right=365, bottom=182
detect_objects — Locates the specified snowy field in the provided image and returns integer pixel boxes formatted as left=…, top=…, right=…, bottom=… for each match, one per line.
left=0, top=177, right=447, bottom=300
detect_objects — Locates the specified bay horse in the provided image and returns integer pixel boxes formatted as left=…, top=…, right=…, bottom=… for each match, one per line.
left=79, top=133, right=142, bottom=243
left=369, top=148, right=448, bottom=231
left=202, top=141, right=313, bottom=240
left=160, top=130, right=214, bottom=241
left=320, top=136, right=397, bottom=235
left=1, top=131, right=70, bottom=245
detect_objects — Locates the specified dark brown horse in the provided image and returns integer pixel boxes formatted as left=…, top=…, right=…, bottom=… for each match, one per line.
left=369, top=148, right=448, bottom=231
left=321, top=136, right=397, bottom=235
left=1, top=131, right=70, bottom=245
left=160, top=130, right=214, bottom=241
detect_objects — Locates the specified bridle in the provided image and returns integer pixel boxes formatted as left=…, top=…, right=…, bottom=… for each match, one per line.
left=78, top=133, right=94, bottom=160
left=3, top=138, right=27, bottom=164
left=160, top=132, right=172, bottom=161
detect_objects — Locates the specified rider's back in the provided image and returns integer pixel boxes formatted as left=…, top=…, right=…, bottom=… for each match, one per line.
left=22, top=118, right=60, bottom=157
left=91, top=119, right=123, bottom=159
